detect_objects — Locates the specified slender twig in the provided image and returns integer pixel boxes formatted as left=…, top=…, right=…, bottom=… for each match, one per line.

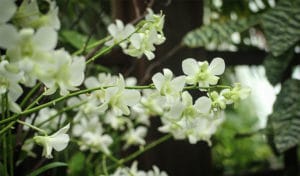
left=20, top=82, right=42, bottom=108
left=17, top=120, right=47, bottom=135
left=73, top=36, right=111, bottom=56
left=107, top=134, right=172, bottom=171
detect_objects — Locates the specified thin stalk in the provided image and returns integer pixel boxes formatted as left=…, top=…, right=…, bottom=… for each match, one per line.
left=20, top=82, right=41, bottom=108
left=6, top=96, right=13, bottom=176
left=86, top=26, right=143, bottom=64
left=1, top=93, right=8, bottom=176
left=8, top=129, right=13, bottom=176
left=0, top=121, right=14, bottom=137
left=86, top=45, right=114, bottom=64
left=16, top=120, right=47, bottom=135
left=36, top=101, right=86, bottom=127
left=102, top=155, right=109, bottom=176
left=25, top=92, right=45, bottom=110
left=108, top=134, right=172, bottom=171
left=0, top=84, right=231, bottom=127
left=72, top=36, right=111, bottom=56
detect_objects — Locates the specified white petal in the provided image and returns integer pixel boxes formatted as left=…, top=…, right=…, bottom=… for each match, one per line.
left=171, top=76, right=186, bottom=92
left=116, top=19, right=124, bottom=30
left=33, top=27, right=57, bottom=51
left=123, top=24, right=135, bottom=36
left=144, top=50, right=155, bottom=60
left=0, top=24, right=18, bottom=49
left=208, top=57, right=225, bottom=75
left=84, top=76, right=100, bottom=88
left=0, top=0, right=17, bottom=23
left=70, top=56, right=85, bottom=86
left=182, top=58, right=199, bottom=76
left=108, top=23, right=118, bottom=37
left=130, top=33, right=143, bottom=49
left=122, top=89, right=141, bottom=106
left=194, top=96, right=211, bottom=113
left=152, top=73, right=164, bottom=91
left=181, top=91, right=193, bottom=105
left=51, top=134, right=70, bottom=151
left=166, top=102, right=184, bottom=120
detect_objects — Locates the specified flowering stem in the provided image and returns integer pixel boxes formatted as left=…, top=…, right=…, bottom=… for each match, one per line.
left=107, top=134, right=172, bottom=171
left=36, top=101, right=87, bottom=128
left=16, top=120, right=47, bottom=135
left=1, top=93, right=8, bottom=176
left=0, top=84, right=231, bottom=128
left=102, top=155, right=109, bottom=176
left=86, top=26, right=143, bottom=64
left=20, top=82, right=42, bottom=108
left=73, top=36, right=111, bottom=56
left=86, top=45, right=115, bottom=64
left=25, top=92, right=45, bottom=110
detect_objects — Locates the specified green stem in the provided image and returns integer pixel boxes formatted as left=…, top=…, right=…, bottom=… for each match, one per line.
left=0, top=84, right=231, bottom=127
left=108, top=134, right=172, bottom=171
left=86, top=26, right=143, bottom=64
left=25, top=92, right=45, bottom=110
left=36, top=101, right=86, bottom=128
left=102, top=155, right=109, bottom=176
left=86, top=45, right=114, bottom=64
left=20, top=82, right=42, bottom=108
left=8, top=129, right=13, bottom=176
left=17, top=120, right=47, bottom=135
left=0, top=121, right=14, bottom=137
left=1, top=93, right=8, bottom=176
left=72, top=36, right=111, bottom=56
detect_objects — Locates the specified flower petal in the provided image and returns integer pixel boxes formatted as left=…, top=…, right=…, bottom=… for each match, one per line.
left=0, top=24, right=18, bottom=49
left=0, top=0, right=17, bottom=23
left=208, top=57, right=225, bottom=75
left=194, top=96, right=211, bottom=113
left=122, top=89, right=141, bottom=106
left=152, top=73, right=164, bottom=91
left=182, top=58, right=199, bottom=76
left=33, top=27, right=57, bottom=51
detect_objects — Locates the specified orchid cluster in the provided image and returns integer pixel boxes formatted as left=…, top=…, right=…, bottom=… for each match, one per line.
left=68, top=74, right=149, bottom=154
left=0, top=1, right=250, bottom=176
left=106, top=8, right=165, bottom=60
left=0, top=0, right=85, bottom=113
left=112, top=161, right=168, bottom=176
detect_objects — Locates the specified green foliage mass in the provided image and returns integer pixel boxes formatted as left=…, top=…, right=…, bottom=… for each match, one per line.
left=213, top=99, right=275, bottom=174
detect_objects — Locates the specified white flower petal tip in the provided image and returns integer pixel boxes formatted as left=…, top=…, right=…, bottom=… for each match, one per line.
left=209, top=57, right=225, bottom=75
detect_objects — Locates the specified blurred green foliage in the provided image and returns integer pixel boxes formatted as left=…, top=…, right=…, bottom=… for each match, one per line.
left=212, top=94, right=276, bottom=174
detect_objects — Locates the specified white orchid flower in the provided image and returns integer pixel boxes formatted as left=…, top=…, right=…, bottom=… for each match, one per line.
left=41, top=49, right=86, bottom=95
left=182, top=57, right=225, bottom=87
left=105, top=19, right=135, bottom=47
left=13, top=0, right=60, bottom=30
left=152, top=68, right=185, bottom=97
left=123, top=126, right=147, bottom=149
left=99, top=75, right=141, bottom=115
left=34, top=124, right=70, bottom=158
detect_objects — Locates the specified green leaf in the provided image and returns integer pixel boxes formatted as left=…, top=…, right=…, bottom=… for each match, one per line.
left=263, top=49, right=294, bottom=85
left=183, top=15, right=258, bottom=48
left=267, top=79, right=300, bottom=153
left=261, top=0, right=300, bottom=56
left=60, top=30, right=97, bottom=50
left=27, top=162, right=68, bottom=176
left=68, top=152, right=85, bottom=175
